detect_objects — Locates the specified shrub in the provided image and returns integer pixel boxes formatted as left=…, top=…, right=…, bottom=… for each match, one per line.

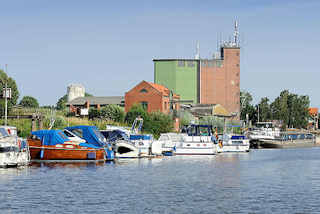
left=125, top=104, right=149, bottom=126
left=100, top=104, right=125, bottom=123
left=88, top=108, right=100, bottom=119
left=145, top=111, right=173, bottom=139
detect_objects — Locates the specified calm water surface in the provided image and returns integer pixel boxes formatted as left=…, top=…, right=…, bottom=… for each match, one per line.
left=1, top=148, right=320, bottom=214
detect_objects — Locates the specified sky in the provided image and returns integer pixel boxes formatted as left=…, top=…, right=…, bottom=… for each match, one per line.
left=0, top=0, right=319, bottom=108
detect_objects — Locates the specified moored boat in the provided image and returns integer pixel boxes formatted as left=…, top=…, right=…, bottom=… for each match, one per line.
left=216, top=134, right=250, bottom=153
left=28, top=130, right=106, bottom=161
left=175, top=125, right=217, bottom=155
left=0, top=127, right=30, bottom=167
left=64, top=126, right=114, bottom=160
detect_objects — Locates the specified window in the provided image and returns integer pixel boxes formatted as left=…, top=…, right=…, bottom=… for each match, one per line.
left=141, top=101, right=148, bottom=110
left=70, top=129, right=83, bottom=138
left=178, top=61, right=185, bottom=67
left=187, top=61, right=194, bottom=67
left=164, top=102, right=167, bottom=110
left=236, top=52, right=239, bottom=56
left=236, top=64, right=239, bottom=67
left=140, top=88, right=148, bottom=93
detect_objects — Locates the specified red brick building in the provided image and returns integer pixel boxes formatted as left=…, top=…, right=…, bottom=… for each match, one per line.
left=125, top=81, right=180, bottom=114
left=200, top=46, right=240, bottom=117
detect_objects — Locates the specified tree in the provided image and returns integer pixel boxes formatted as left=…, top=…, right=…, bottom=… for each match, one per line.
left=19, top=96, right=39, bottom=108
left=56, top=92, right=93, bottom=110
left=100, top=104, right=125, bottom=123
left=240, top=91, right=257, bottom=124
left=125, top=104, right=149, bottom=127
left=258, top=97, right=271, bottom=122
left=146, top=111, right=173, bottom=139
left=270, top=90, right=310, bottom=129
left=0, top=69, right=19, bottom=115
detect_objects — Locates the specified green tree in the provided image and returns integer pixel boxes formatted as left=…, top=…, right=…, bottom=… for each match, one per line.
left=19, top=96, right=39, bottom=108
left=125, top=104, right=149, bottom=127
left=258, top=97, right=271, bottom=122
left=0, top=69, right=19, bottom=115
left=270, top=90, right=310, bottom=129
left=146, top=111, right=173, bottom=139
left=88, top=108, right=100, bottom=119
left=240, top=91, right=257, bottom=124
left=100, top=104, right=125, bottom=123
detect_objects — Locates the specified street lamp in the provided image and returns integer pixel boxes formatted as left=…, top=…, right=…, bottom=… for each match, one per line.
left=0, top=64, right=10, bottom=126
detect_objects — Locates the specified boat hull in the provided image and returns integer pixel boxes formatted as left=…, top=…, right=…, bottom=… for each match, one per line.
left=114, top=141, right=140, bottom=158
left=175, top=146, right=216, bottom=155
left=28, top=140, right=105, bottom=161
left=217, top=144, right=250, bottom=153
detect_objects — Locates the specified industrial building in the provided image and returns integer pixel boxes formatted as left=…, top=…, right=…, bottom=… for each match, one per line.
left=125, top=80, right=180, bottom=114
left=154, top=21, right=240, bottom=117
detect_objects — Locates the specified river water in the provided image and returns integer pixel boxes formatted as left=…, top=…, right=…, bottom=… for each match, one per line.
left=1, top=148, right=320, bottom=214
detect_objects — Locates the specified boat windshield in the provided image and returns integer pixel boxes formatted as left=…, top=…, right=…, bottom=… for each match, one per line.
left=0, top=146, right=19, bottom=152
left=256, top=123, right=274, bottom=129
left=199, top=127, right=210, bottom=136
left=92, top=128, right=106, bottom=143
left=0, top=128, right=10, bottom=138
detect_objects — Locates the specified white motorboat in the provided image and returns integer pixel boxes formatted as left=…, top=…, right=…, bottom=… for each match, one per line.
left=101, top=117, right=153, bottom=158
left=216, top=134, right=250, bottom=153
left=113, top=140, right=140, bottom=158
left=152, top=133, right=184, bottom=155
left=247, top=122, right=280, bottom=141
left=175, top=125, right=217, bottom=155
left=0, top=127, right=30, bottom=167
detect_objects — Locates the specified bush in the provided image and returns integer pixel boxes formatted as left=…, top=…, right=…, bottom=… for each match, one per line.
left=19, top=96, right=39, bottom=108
left=145, top=111, right=173, bottom=139
left=125, top=104, right=149, bottom=126
left=88, top=108, right=100, bottom=119
left=100, top=104, right=125, bottom=123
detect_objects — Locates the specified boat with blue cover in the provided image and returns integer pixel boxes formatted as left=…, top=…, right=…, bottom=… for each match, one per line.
left=64, top=126, right=114, bottom=160
left=28, top=130, right=106, bottom=161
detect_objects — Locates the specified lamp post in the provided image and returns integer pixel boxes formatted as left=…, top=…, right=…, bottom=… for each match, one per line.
left=1, top=64, right=9, bottom=126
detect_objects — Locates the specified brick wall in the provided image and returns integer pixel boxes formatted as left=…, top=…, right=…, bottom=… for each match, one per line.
left=125, top=81, right=168, bottom=113
left=200, top=47, right=240, bottom=116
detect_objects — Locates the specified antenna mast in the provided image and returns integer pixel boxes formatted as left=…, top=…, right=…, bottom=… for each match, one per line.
left=234, top=20, right=239, bottom=46
left=195, top=41, right=200, bottom=59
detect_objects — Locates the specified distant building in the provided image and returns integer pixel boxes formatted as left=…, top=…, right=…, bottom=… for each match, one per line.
left=153, top=21, right=240, bottom=118
left=125, top=80, right=180, bottom=114
left=181, top=103, right=231, bottom=118
left=67, top=96, right=124, bottom=116
left=154, top=59, right=200, bottom=104
left=67, top=84, right=85, bottom=102
left=308, top=107, right=318, bottom=130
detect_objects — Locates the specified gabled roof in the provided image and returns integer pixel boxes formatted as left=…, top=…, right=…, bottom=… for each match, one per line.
left=66, top=96, right=124, bottom=106
left=148, top=82, right=170, bottom=96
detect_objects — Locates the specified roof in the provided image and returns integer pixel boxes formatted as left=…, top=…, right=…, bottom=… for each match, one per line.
left=67, top=96, right=124, bottom=106
left=148, top=82, right=170, bottom=96
left=182, top=104, right=231, bottom=117
left=309, top=107, right=318, bottom=116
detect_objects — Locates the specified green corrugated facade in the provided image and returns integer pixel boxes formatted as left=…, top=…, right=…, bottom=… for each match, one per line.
left=154, top=59, right=199, bottom=103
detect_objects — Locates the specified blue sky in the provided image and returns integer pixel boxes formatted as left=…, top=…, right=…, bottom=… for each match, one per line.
left=0, top=0, right=319, bottom=108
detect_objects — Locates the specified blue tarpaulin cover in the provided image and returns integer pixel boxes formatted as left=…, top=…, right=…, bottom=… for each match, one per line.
left=130, top=135, right=151, bottom=140
left=31, top=130, right=70, bottom=146
left=65, top=126, right=106, bottom=147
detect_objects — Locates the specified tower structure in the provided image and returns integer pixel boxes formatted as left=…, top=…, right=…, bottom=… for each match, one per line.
left=67, top=84, right=85, bottom=102
left=153, top=21, right=240, bottom=117
left=200, top=20, right=240, bottom=116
